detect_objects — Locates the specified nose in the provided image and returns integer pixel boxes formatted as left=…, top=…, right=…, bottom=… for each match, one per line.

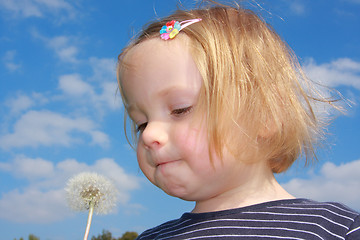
left=141, top=121, right=168, bottom=150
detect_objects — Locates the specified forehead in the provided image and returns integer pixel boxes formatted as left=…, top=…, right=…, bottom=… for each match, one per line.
left=122, top=36, right=194, bottom=78
left=120, top=36, right=201, bottom=106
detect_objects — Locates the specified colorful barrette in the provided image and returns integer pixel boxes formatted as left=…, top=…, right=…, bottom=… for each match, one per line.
left=160, top=18, right=202, bottom=40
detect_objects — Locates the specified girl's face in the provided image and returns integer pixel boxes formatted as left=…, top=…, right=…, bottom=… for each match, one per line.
left=120, top=37, right=250, bottom=203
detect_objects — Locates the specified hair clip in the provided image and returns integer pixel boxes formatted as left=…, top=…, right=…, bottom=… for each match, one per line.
left=160, top=18, right=202, bottom=40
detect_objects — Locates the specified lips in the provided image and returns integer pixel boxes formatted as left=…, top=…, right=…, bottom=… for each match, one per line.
left=156, top=160, right=174, bottom=167
left=149, top=150, right=180, bottom=168
left=151, top=153, right=176, bottom=167
left=156, top=162, right=166, bottom=167
left=155, top=159, right=180, bottom=168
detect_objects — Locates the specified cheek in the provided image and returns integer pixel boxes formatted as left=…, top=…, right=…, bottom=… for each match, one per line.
left=136, top=145, right=145, bottom=172
left=173, top=122, right=209, bottom=160
left=136, top=144, right=155, bottom=183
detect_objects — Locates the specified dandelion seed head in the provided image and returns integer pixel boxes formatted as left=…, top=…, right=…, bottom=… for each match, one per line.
left=65, top=172, right=118, bottom=214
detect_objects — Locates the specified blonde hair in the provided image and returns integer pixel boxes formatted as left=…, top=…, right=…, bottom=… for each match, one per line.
left=117, top=2, right=337, bottom=173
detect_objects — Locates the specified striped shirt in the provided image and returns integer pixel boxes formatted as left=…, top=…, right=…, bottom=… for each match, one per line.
left=136, top=199, right=360, bottom=240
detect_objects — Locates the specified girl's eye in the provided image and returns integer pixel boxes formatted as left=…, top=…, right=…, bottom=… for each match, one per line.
left=171, top=106, right=193, bottom=116
left=136, top=122, right=147, bottom=133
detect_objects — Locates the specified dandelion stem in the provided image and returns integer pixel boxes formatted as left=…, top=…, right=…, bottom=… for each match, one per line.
left=83, top=200, right=95, bottom=240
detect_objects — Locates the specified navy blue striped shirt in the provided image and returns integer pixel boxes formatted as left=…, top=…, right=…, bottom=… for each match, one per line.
left=137, top=199, right=360, bottom=240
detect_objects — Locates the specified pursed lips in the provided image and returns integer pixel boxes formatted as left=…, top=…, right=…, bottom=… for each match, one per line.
left=155, top=159, right=180, bottom=168
left=156, top=159, right=175, bottom=167
left=148, top=151, right=179, bottom=167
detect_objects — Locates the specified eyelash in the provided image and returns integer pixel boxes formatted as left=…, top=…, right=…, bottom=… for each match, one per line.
left=136, top=123, right=147, bottom=133
left=135, top=106, right=193, bottom=133
left=171, top=106, right=193, bottom=116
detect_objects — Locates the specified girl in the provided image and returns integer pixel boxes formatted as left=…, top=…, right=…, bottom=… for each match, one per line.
left=117, top=1, right=360, bottom=239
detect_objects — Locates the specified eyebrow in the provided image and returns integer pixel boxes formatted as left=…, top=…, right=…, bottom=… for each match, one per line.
left=125, top=86, right=178, bottom=113
left=157, top=86, right=183, bottom=97
left=126, top=85, right=197, bottom=114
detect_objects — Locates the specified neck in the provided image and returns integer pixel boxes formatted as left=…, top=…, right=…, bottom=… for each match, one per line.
left=192, top=163, right=294, bottom=213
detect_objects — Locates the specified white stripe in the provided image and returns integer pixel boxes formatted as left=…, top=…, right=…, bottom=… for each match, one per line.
left=160, top=225, right=324, bottom=240
left=269, top=206, right=355, bottom=221
left=186, top=234, right=305, bottom=239
left=327, top=203, right=358, bottom=215
left=292, top=202, right=358, bottom=216
left=233, top=218, right=343, bottom=239
left=140, top=218, right=192, bottom=238
left=153, top=218, right=343, bottom=240
left=246, top=211, right=348, bottom=229
left=347, top=225, right=360, bottom=235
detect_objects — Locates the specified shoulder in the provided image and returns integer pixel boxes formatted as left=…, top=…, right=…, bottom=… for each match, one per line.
left=258, top=199, right=359, bottom=223
left=261, top=199, right=360, bottom=239
left=262, top=198, right=358, bottom=216
left=346, top=210, right=360, bottom=240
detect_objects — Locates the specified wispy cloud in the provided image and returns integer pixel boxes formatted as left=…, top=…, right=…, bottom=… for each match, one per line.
left=0, top=155, right=54, bottom=179
left=58, top=74, right=93, bottom=96
left=274, top=0, right=306, bottom=16
left=2, top=50, right=21, bottom=72
left=0, top=0, right=77, bottom=20
left=89, top=57, right=117, bottom=83
left=0, top=157, right=141, bottom=223
left=27, top=30, right=121, bottom=114
left=31, top=30, right=80, bottom=63
left=46, top=35, right=80, bottom=63
left=57, top=72, right=121, bottom=112
left=303, top=58, right=360, bottom=90
left=344, top=0, right=360, bottom=4
left=288, top=1, right=306, bottom=15
left=0, top=110, right=109, bottom=150
left=0, top=188, right=68, bottom=223
left=28, top=31, right=121, bottom=113
left=282, top=159, right=360, bottom=211
left=1, top=55, right=120, bottom=151
left=88, top=57, right=121, bottom=111
left=48, top=36, right=79, bottom=63
left=4, top=92, right=48, bottom=116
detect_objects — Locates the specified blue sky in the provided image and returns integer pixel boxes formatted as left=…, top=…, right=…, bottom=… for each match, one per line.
left=0, top=0, right=359, bottom=239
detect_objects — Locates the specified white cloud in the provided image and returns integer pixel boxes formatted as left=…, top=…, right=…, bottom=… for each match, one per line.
left=93, top=158, right=140, bottom=193
left=2, top=50, right=21, bottom=72
left=88, top=57, right=122, bottom=110
left=276, top=0, right=306, bottom=16
left=46, top=35, right=79, bottom=63
left=0, top=0, right=76, bottom=20
left=27, top=33, right=121, bottom=112
left=58, top=74, right=94, bottom=96
left=89, top=57, right=117, bottom=83
left=5, top=94, right=33, bottom=113
left=98, top=81, right=122, bottom=110
left=288, top=1, right=306, bottom=15
left=90, top=130, right=111, bottom=147
left=0, top=157, right=140, bottom=223
left=0, top=155, right=55, bottom=179
left=0, top=188, right=69, bottom=223
left=0, top=110, right=109, bottom=150
left=57, top=72, right=121, bottom=111
left=0, top=0, right=42, bottom=17
left=57, top=45, right=78, bottom=63
left=303, top=58, right=360, bottom=90
left=31, top=31, right=80, bottom=63
left=4, top=92, right=48, bottom=115
left=344, top=0, right=360, bottom=4
left=282, top=159, right=360, bottom=211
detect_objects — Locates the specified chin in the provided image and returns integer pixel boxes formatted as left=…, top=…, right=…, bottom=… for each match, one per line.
left=162, top=186, right=194, bottom=201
